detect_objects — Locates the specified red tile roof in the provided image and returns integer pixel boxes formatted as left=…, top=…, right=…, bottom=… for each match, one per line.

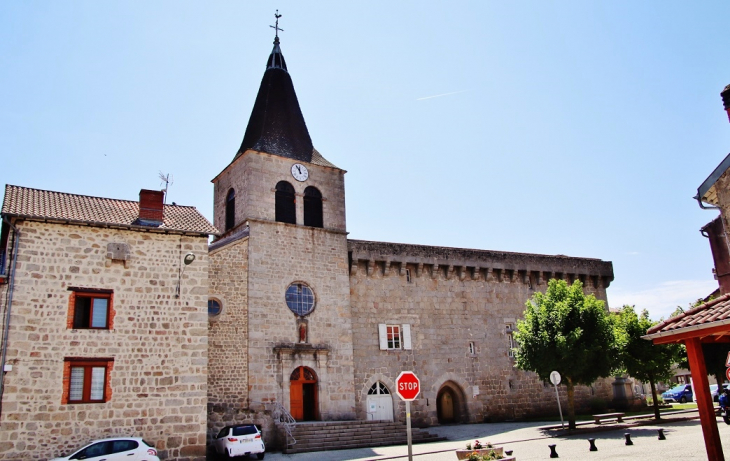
left=645, top=293, right=730, bottom=338
left=2, top=185, right=218, bottom=236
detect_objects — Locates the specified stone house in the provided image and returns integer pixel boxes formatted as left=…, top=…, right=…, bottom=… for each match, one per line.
left=0, top=187, right=216, bottom=460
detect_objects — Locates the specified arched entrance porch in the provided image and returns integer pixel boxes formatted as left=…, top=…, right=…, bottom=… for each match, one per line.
left=437, top=381, right=466, bottom=424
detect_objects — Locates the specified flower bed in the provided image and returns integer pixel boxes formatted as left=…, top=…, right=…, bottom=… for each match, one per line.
left=456, top=440, right=511, bottom=460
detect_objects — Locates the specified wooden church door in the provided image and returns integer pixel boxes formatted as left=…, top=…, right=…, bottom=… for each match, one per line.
left=438, top=388, right=455, bottom=423
left=290, top=366, right=318, bottom=421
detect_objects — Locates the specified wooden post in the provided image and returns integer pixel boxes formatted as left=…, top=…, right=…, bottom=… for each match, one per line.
left=685, top=337, right=724, bottom=461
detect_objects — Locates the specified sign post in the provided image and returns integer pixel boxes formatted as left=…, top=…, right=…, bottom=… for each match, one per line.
left=395, top=371, right=420, bottom=461
left=550, top=370, right=565, bottom=430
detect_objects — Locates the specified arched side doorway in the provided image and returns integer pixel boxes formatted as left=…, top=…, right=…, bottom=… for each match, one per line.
left=366, top=381, right=394, bottom=421
left=290, top=366, right=318, bottom=421
left=437, top=382, right=466, bottom=424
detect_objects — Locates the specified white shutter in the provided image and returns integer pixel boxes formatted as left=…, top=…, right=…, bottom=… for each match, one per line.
left=378, top=324, right=388, bottom=350
left=402, top=324, right=412, bottom=350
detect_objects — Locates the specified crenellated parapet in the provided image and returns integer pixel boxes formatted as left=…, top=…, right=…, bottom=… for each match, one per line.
left=347, top=239, right=614, bottom=289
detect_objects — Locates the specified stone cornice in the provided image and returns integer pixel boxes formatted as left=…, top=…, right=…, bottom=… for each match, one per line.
left=347, top=239, right=613, bottom=288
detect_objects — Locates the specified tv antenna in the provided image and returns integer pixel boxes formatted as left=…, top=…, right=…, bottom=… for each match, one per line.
left=159, top=171, right=173, bottom=205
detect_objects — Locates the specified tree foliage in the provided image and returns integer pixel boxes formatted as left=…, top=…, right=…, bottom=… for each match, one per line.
left=613, top=306, right=682, bottom=419
left=514, top=279, right=618, bottom=429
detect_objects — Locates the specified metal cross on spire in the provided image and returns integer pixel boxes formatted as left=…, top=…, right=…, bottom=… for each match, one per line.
left=270, top=10, right=283, bottom=40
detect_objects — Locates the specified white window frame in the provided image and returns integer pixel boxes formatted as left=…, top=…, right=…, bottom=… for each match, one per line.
left=506, top=323, right=515, bottom=358
left=378, top=324, right=412, bottom=350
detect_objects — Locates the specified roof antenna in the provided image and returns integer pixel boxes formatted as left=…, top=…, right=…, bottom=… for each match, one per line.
left=159, top=171, right=173, bottom=205
left=270, top=10, right=283, bottom=42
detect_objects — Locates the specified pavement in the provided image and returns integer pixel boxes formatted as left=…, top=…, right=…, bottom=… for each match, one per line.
left=257, top=410, right=730, bottom=460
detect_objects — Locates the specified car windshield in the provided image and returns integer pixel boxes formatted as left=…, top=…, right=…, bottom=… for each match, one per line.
left=232, top=426, right=258, bottom=436
left=670, top=385, right=686, bottom=392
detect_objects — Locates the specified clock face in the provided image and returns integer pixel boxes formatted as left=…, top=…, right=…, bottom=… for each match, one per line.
left=291, top=163, right=309, bottom=182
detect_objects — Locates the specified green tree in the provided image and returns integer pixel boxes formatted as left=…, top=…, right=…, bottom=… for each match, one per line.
left=613, top=306, right=683, bottom=420
left=514, top=279, right=618, bottom=429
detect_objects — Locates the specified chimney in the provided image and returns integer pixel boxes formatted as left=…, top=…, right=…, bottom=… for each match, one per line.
left=722, top=84, right=730, bottom=123
left=137, top=189, right=164, bottom=226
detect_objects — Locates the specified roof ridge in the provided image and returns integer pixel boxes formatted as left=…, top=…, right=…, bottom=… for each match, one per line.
left=6, top=184, right=148, bottom=205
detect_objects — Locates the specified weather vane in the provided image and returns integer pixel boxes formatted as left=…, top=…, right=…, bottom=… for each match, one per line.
left=270, top=10, right=283, bottom=39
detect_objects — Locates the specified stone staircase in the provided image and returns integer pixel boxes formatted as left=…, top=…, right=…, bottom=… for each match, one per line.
left=281, top=420, right=447, bottom=454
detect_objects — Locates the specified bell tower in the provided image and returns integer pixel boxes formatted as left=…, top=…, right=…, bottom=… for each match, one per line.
left=208, top=13, right=355, bottom=428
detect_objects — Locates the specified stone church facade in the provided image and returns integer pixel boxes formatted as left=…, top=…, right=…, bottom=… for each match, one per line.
left=0, top=33, right=614, bottom=460
left=204, top=33, right=615, bottom=445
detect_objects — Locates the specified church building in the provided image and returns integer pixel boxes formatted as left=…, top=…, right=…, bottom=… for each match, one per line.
left=0, top=27, right=614, bottom=460
left=205, top=31, right=615, bottom=445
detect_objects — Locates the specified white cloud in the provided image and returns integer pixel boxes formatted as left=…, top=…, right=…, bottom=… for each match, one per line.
left=608, top=280, right=718, bottom=320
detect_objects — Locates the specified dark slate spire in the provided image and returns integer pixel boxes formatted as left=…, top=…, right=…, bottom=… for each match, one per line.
left=236, top=16, right=313, bottom=163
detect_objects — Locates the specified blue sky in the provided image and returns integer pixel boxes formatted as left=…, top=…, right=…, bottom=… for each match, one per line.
left=2, top=1, right=729, bottom=320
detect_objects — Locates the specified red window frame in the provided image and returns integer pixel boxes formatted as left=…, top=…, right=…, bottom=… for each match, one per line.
left=386, top=325, right=401, bottom=349
left=63, top=358, right=113, bottom=404
left=67, top=288, right=114, bottom=330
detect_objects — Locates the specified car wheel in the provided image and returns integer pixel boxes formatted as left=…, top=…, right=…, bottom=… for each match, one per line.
left=680, top=396, right=687, bottom=404
left=257, top=453, right=265, bottom=460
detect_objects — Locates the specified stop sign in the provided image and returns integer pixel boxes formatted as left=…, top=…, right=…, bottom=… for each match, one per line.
left=395, top=371, right=420, bottom=401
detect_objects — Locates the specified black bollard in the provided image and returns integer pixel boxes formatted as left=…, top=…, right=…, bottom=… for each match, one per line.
left=588, top=438, right=597, bottom=451
left=549, top=444, right=559, bottom=458
left=658, top=428, right=666, bottom=440
left=624, top=433, right=633, bottom=446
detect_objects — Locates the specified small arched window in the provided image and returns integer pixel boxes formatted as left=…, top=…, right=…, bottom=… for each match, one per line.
left=275, top=181, right=296, bottom=224
left=225, top=189, right=235, bottom=232
left=303, top=187, right=323, bottom=228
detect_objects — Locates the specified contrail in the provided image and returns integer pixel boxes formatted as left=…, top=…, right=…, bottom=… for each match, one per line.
left=416, top=90, right=469, bottom=101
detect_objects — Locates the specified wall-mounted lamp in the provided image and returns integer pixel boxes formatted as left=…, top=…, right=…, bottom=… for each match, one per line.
left=176, top=252, right=196, bottom=298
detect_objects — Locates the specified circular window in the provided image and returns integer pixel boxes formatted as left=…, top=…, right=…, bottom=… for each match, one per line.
left=285, top=283, right=315, bottom=316
left=208, top=299, right=222, bottom=316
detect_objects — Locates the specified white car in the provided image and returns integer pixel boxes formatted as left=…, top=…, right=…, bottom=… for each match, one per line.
left=51, top=437, right=159, bottom=461
left=213, top=424, right=265, bottom=459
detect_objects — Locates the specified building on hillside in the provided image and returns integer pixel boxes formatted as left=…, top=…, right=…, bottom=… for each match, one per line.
left=0, top=188, right=217, bottom=460
left=205, top=32, right=615, bottom=445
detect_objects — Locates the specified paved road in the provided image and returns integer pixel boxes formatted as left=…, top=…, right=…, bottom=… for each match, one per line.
left=261, top=414, right=730, bottom=460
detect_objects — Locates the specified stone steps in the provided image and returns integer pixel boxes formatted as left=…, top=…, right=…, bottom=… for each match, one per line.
left=282, top=420, right=446, bottom=454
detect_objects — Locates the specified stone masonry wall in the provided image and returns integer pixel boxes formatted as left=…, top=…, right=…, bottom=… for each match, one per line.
left=0, top=221, right=209, bottom=461
left=212, top=150, right=347, bottom=235
left=207, top=236, right=251, bottom=439
left=246, top=218, right=356, bottom=421
left=348, top=240, right=614, bottom=427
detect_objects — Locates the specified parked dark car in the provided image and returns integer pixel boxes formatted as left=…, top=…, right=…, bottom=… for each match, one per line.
left=662, top=384, right=693, bottom=403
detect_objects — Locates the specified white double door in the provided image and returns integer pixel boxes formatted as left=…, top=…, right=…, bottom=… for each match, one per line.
left=367, top=394, right=394, bottom=421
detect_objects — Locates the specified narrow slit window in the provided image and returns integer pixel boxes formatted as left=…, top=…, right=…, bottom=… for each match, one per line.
left=225, top=188, right=235, bottom=231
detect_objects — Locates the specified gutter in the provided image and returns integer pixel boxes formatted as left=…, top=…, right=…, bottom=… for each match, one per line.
left=641, top=317, right=730, bottom=341
left=696, top=152, right=730, bottom=210
left=0, top=217, right=19, bottom=418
